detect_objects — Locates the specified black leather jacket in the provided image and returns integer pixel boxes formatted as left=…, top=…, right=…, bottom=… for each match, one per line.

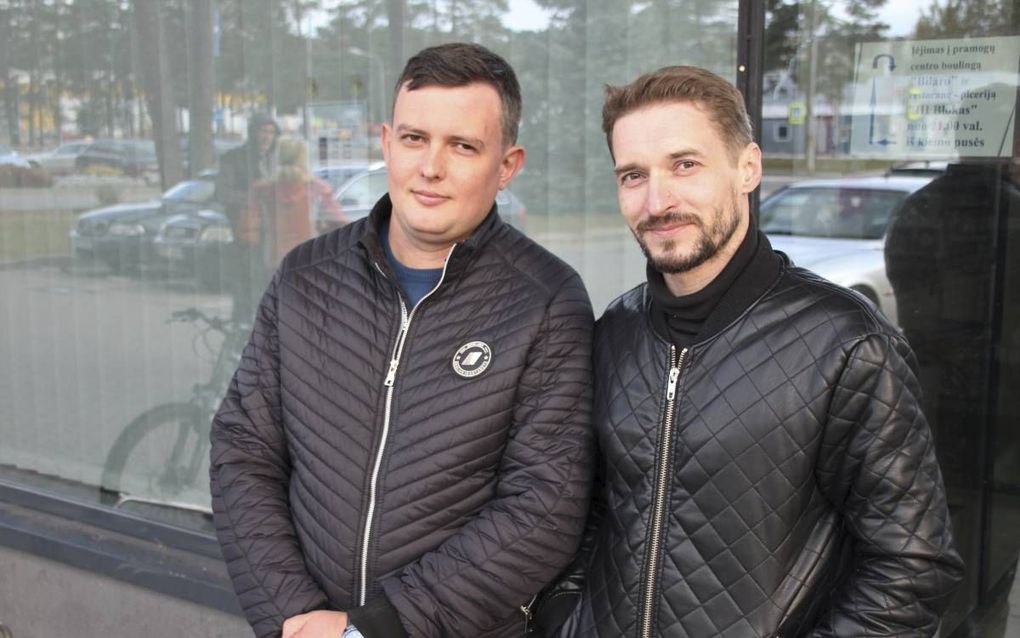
left=211, top=197, right=595, bottom=637
left=567, top=263, right=963, bottom=637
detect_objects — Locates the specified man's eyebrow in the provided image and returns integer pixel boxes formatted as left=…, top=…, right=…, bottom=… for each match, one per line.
left=450, top=135, right=486, bottom=150
left=668, top=148, right=705, bottom=160
left=614, top=148, right=708, bottom=177
left=613, top=162, right=642, bottom=178
left=395, top=124, right=485, bottom=150
left=395, top=124, right=427, bottom=136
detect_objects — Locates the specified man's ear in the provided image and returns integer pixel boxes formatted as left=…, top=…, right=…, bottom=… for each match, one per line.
left=498, top=144, right=526, bottom=189
left=381, top=123, right=392, bottom=165
left=738, top=142, right=762, bottom=194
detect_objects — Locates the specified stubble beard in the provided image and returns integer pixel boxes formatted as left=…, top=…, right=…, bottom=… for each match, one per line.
left=634, top=190, right=742, bottom=275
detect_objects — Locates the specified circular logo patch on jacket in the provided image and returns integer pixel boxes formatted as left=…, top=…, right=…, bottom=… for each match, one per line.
left=452, top=341, right=492, bottom=378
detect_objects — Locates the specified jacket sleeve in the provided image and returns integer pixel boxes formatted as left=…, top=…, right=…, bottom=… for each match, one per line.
left=210, top=274, right=329, bottom=637
left=810, top=333, right=965, bottom=637
left=352, top=274, right=596, bottom=637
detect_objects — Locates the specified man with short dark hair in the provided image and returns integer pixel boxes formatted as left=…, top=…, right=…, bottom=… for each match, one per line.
left=210, top=43, right=595, bottom=638
left=562, top=65, right=963, bottom=637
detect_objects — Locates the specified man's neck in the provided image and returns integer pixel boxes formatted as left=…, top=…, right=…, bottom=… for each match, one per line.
left=387, top=222, right=453, bottom=269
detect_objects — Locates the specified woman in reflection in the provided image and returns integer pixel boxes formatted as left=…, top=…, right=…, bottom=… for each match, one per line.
left=238, top=137, right=346, bottom=288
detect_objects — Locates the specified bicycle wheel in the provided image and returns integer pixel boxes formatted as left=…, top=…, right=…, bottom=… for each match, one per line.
left=100, top=402, right=210, bottom=514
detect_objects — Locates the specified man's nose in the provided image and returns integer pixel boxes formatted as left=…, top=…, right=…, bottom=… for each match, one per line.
left=420, top=146, right=445, bottom=180
left=646, top=173, right=675, bottom=216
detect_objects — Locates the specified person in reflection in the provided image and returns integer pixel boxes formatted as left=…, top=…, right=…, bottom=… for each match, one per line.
left=215, top=111, right=280, bottom=319
left=545, top=66, right=963, bottom=637
left=238, top=137, right=345, bottom=293
left=885, top=132, right=1020, bottom=601
left=210, top=42, right=595, bottom=638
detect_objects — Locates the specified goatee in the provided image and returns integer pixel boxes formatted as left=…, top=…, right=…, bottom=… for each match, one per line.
left=634, top=194, right=741, bottom=274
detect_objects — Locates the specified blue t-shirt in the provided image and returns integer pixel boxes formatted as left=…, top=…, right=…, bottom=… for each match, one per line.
left=382, top=222, right=443, bottom=307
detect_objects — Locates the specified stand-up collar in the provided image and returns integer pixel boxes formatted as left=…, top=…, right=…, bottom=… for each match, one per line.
left=646, top=216, right=785, bottom=347
left=359, top=193, right=506, bottom=282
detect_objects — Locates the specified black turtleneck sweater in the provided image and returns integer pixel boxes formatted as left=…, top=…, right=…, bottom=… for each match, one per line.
left=647, top=215, right=785, bottom=348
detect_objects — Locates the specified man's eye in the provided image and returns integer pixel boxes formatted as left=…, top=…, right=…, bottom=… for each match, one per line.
left=620, top=172, right=643, bottom=185
left=675, top=160, right=697, bottom=171
left=455, top=143, right=477, bottom=152
left=402, top=134, right=424, bottom=143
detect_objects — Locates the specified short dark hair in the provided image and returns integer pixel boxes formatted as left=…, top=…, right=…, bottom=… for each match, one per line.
left=602, top=66, right=753, bottom=161
left=394, top=42, right=522, bottom=146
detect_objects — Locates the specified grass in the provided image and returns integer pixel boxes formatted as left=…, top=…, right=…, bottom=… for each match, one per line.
left=0, top=210, right=77, bottom=262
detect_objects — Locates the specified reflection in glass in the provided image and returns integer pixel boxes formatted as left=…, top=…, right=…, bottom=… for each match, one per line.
left=0, top=1, right=738, bottom=530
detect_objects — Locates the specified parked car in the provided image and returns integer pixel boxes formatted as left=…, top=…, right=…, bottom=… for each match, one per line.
left=0, top=143, right=30, bottom=168
left=24, top=141, right=91, bottom=175
left=75, top=138, right=158, bottom=177
left=313, top=161, right=382, bottom=192
left=153, top=170, right=352, bottom=291
left=153, top=207, right=234, bottom=290
left=71, top=173, right=218, bottom=273
left=332, top=166, right=527, bottom=231
left=760, top=175, right=933, bottom=327
left=153, top=166, right=529, bottom=291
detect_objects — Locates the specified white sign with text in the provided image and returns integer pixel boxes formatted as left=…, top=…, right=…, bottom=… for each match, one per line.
left=850, top=36, right=1020, bottom=158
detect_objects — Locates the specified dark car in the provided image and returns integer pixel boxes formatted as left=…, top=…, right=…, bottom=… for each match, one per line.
left=154, top=166, right=528, bottom=291
left=75, top=138, right=159, bottom=178
left=153, top=207, right=234, bottom=291
left=70, top=174, right=218, bottom=273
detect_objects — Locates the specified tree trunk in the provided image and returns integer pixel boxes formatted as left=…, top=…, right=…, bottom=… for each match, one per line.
left=133, top=0, right=183, bottom=188
left=186, top=0, right=215, bottom=176
left=0, top=4, right=20, bottom=145
left=387, top=0, right=404, bottom=109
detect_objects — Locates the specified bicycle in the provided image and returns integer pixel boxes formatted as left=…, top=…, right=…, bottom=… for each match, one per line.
left=99, top=307, right=250, bottom=524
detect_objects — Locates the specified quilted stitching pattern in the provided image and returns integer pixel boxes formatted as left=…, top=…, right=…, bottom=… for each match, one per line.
left=578, top=269, right=963, bottom=637
left=211, top=213, right=595, bottom=638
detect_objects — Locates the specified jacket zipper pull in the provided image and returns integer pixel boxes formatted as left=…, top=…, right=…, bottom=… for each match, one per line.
left=383, top=358, right=399, bottom=387
left=666, top=366, right=680, bottom=401
left=521, top=595, right=536, bottom=634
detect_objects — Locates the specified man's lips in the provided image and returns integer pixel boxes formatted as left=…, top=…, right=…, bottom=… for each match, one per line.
left=411, top=190, right=450, bottom=206
left=646, top=221, right=692, bottom=235
left=638, top=213, right=700, bottom=237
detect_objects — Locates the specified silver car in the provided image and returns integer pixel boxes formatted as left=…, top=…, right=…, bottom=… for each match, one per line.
left=760, top=175, right=934, bottom=327
left=24, top=141, right=91, bottom=175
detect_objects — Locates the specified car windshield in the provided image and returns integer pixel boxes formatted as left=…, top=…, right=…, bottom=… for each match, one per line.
left=315, top=166, right=367, bottom=190
left=760, top=187, right=908, bottom=240
left=338, top=171, right=388, bottom=208
left=163, top=179, right=214, bottom=203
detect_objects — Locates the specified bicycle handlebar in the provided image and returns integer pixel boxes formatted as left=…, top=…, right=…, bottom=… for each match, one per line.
left=170, top=307, right=230, bottom=333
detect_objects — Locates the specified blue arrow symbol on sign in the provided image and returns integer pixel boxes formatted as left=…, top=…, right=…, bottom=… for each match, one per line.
left=872, top=53, right=896, bottom=71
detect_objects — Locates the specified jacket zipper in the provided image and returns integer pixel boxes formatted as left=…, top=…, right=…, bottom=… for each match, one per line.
left=638, top=345, right=687, bottom=638
left=358, top=246, right=456, bottom=606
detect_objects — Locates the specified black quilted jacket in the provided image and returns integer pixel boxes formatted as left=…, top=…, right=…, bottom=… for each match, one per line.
left=210, top=197, right=595, bottom=637
left=568, top=265, right=963, bottom=637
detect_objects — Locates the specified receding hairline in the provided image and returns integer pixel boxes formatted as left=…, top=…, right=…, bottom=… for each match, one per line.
left=607, top=98, right=750, bottom=161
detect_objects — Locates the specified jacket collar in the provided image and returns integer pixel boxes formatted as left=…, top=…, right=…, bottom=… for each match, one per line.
left=358, top=193, right=505, bottom=282
left=644, top=231, right=787, bottom=347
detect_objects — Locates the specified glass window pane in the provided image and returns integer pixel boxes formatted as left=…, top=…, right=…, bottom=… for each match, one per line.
left=0, top=1, right=739, bottom=534
left=763, top=2, right=1020, bottom=630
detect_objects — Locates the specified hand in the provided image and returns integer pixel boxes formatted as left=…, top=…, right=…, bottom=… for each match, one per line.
left=282, top=610, right=348, bottom=638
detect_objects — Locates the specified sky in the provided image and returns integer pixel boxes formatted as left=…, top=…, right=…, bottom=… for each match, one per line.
left=502, top=1, right=923, bottom=36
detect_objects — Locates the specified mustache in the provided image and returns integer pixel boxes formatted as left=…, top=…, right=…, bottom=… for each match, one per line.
left=636, top=211, right=702, bottom=233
